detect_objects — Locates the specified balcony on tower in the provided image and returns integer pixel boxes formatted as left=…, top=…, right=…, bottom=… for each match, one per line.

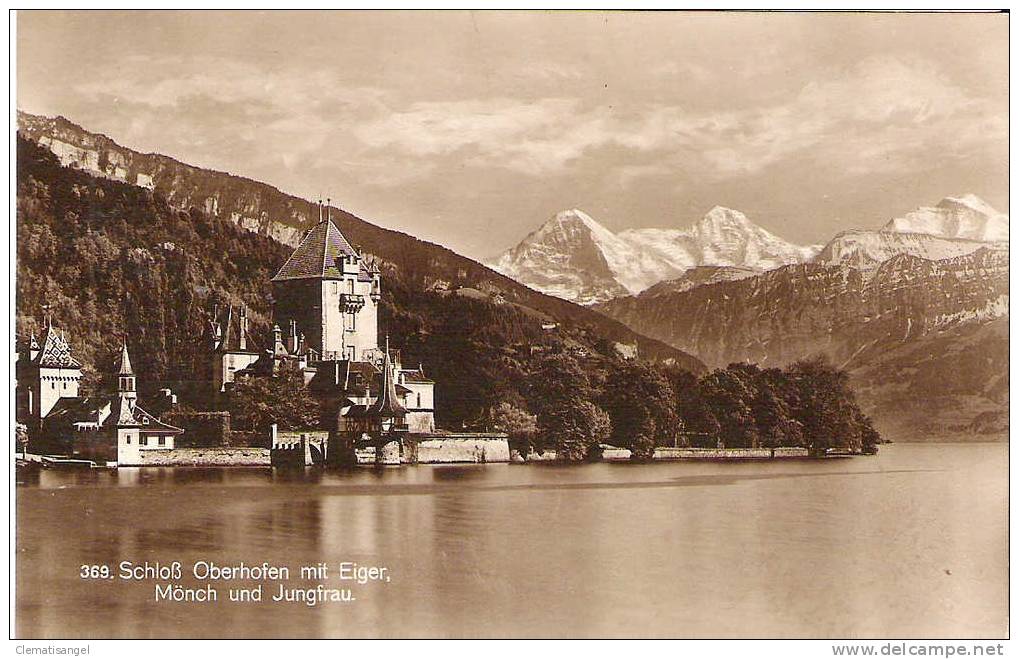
left=339, top=292, right=366, bottom=314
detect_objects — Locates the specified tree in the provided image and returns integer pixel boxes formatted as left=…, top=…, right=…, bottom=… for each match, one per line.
left=600, top=361, right=678, bottom=460
left=526, top=352, right=592, bottom=418
left=665, top=367, right=720, bottom=447
left=489, top=402, right=538, bottom=456
left=857, top=411, right=882, bottom=455
left=751, top=369, right=803, bottom=448
left=539, top=397, right=611, bottom=463
left=227, top=367, right=320, bottom=435
left=699, top=366, right=760, bottom=448
left=787, top=356, right=879, bottom=455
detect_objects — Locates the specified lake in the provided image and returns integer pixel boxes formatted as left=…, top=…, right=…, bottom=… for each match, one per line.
left=15, top=442, right=1007, bottom=639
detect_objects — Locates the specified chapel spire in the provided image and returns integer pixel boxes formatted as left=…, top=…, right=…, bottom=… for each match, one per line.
left=368, top=336, right=406, bottom=418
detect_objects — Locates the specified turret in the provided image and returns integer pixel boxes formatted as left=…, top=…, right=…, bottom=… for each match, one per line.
left=370, top=276, right=381, bottom=303
left=28, top=333, right=40, bottom=361
left=367, top=337, right=407, bottom=424
left=272, top=323, right=284, bottom=353
left=289, top=320, right=299, bottom=353
left=239, top=307, right=248, bottom=351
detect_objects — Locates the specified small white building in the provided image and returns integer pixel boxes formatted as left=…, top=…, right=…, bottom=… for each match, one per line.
left=57, top=342, right=184, bottom=465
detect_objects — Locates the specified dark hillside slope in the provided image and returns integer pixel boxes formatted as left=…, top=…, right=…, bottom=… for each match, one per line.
left=16, top=136, right=699, bottom=426
left=18, top=111, right=699, bottom=369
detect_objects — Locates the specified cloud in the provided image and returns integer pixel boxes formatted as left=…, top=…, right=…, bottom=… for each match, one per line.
left=65, top=52, right=1004, bottom=193
left=345, top=54, right=1002, bottom=186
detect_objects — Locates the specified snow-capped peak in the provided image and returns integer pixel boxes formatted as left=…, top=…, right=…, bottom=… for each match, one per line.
left=535, top=208, right=615, bottom=241
left=702, top=206, right=754, bottom=226
left=884, top=194, right=1008, bottom=242
left=489, top=205, right=819, bottom=305
left=938, top=194, right=1001, bottom=218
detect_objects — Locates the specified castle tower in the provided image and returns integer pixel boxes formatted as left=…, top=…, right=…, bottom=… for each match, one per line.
left=271, top=210, right=380, bottom=363
left=117, top=341, right=137, bottom=403
left=16, top=317, right=83, bottom=431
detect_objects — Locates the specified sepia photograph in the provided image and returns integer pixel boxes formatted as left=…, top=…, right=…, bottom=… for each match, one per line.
left=10, top=8, right=1009, bottom=645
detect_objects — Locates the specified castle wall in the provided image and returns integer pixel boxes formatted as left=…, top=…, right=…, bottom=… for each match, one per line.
left=131, top=447, right=271, bottom=467
left=406, top=412, right=435, bottom=434
left=352, top=435, right=509, bottom=466
left=71, top=429, right=118, bottom=464
left=270, top=427, right=329, bottom=466
left=164, top=411, right=231, bottom=447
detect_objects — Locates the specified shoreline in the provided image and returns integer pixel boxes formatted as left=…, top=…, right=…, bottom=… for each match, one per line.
left=17, top=445, right=867, bottom=470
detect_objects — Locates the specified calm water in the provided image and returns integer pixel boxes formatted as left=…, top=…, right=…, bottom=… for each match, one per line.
left=16, top=443, right=1007, bottom=639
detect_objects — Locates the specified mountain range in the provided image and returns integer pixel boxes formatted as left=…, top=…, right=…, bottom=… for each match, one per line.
left=489, top=207, right=820, bottom=305
left=593, top=207, right=1009, bottom=440
left=482, top=159, right=1009, bottom=440
left=490, top=195, right=1008, bottom=305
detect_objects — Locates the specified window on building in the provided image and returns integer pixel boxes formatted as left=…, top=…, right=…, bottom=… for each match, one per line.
left=51, top=382, right=55, bottom=389
left=331, top=282, right=338, bottom=294
left=158, top=436, right=166, bottom=446
left=125, top=437, right=131, bottom=445
left=417, top=393, right=421, bottom=408
left=62, top=382, right=67, bottom=390
left=347, top=279, right=354, bottom=295
left=140, top=436, right=148, bottom=446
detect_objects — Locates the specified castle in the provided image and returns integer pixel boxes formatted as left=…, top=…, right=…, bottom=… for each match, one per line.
left=15, top=207, right=509, bottom=467
left=210, top=206, right=436, bottom=439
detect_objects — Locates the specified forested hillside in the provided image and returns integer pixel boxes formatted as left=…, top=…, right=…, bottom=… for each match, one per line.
left=15, top=136, right=698, bottom=427
left=18, top=112, right=698, bottom=367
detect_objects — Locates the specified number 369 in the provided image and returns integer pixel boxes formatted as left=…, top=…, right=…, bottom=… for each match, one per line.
left=79, top=564, right=111, bottom=579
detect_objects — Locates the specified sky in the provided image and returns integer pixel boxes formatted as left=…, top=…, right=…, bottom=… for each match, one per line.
left=17, top=10, right=1008, bottom=260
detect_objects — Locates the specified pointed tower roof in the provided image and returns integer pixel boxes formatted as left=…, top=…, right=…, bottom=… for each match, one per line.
left=368, top=338, right=407, bottom=417
left=220, top=305, right=234, bottom=348
left=35, top=325, right=81, bottom=368
left=272, top=219, right=359, bottom=281
left=118, top=341, right=134, bottom=375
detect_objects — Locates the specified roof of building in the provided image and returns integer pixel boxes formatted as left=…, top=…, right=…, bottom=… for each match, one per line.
left=216, top=306, right=260, bottom=354
left=34, top=326, right=82, bottom=369
left=367, top=345, right=407, bottom=417
left=118, top=342, right=133, bottom=375
left=44, top=394, right=183, bottom=434
left=45, top=396, right=103, bottom=427
left=400, top=366, right=434, bottom=384
left=272, top=219, right=360, bottom=281
left=342, top=403, right=371, bottom=418
left=129, top=402, right=184, bottom=434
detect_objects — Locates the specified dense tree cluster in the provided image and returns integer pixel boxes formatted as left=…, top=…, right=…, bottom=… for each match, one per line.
left=227, top=367, right=320, bottom=435
left=499, top=353, right=881, bottom=462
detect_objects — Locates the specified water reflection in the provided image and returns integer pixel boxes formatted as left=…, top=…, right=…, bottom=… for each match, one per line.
left=16, top=443, right=1007, bottom=639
